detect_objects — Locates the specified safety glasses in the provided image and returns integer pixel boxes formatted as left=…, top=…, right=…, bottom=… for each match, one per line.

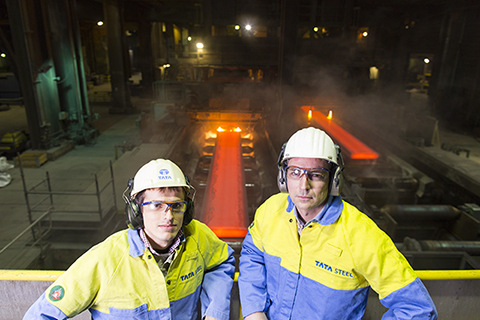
left=141, top=201, right=187, bottom=214
left=285, top=166, right=330, bottom=182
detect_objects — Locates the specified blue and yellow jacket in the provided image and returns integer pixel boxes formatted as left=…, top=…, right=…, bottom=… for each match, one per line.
left=239, top=193, right=437, bottom=319
left=24, top=220, right=235, bottom=319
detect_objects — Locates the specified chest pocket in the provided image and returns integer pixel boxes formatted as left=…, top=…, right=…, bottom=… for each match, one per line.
left=168, top=251, right=204, bottom=300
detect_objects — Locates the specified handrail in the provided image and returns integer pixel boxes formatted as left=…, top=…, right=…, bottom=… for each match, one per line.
left=0, top=208, right=52, bottom=256
left=415, top=270, right=480, bottom=280
left=0, top=208, right=52, bottom=269
left=1, top=270, right=480, bottom=282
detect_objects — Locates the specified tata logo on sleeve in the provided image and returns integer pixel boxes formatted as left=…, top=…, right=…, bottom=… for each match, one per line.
left=158, top=169, right=172, bottom=180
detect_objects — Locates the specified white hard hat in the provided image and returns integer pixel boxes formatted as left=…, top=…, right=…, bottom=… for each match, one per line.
left=282, top=127, right=339, bottom=165
left=131, top=159, right=189, bottom=198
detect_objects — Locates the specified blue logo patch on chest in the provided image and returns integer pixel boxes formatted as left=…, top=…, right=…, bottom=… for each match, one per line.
left=315, top=260, right=354, bottom=278
left=180, top=266, right=203, bottom=281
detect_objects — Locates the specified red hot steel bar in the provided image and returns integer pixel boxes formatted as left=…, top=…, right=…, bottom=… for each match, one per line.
left=200, top=129, right=249, bottom=239
left=301, top=106, right=379, bottom=160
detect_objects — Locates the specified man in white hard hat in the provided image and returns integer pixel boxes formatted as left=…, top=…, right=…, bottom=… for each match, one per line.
left=238, top=127, right=437, bottom=319
left=25, top=159, right=235, bottom=320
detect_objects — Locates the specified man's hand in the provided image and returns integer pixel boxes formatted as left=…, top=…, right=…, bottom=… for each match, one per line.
left=245, top=312, right=268, bottom=320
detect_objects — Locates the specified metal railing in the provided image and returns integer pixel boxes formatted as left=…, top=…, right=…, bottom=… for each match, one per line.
left=19, top=161, right=118, bottom=233
left=2, top=269, right=480, bottom=283
left=0, top=208, right=52, bottom=269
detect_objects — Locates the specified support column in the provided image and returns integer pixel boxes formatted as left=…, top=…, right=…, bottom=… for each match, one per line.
left=6, top=0, right=63, bottom=149
left=275, top=0, right=300, bottom=146
left=104, top=0, right=134, bottom=113
left=45, top=0, right=90, bottom=134
left=138, top=19, right=153, bottom=97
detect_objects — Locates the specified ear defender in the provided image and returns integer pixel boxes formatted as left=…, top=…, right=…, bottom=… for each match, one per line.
left=182, top=175, right=195, bottom=225
left=277, top=143, right=288, bottom=193
left=329, top=145, right=345, bottom=197
left=123, top=178, right=144, bottom=229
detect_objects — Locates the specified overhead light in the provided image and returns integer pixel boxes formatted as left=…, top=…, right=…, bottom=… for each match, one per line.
left=245, top=24, right=252, bottom=31
left=424, top=58, right=430, bottom=64
left=187, top=36, right=192, bottom=41
left=196, top=42, right=204, bottom=49
left=97, top=21, right=104, bottom=27
left=0, top=53, right=6, bottom=58
left=235, top=25, right=240, bottom=30
left=313, top=27, right=319, bottom=33
left=362, top=31, right=368, bottom=37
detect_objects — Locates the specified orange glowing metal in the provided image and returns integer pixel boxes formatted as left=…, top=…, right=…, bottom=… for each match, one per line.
left=300, top=106, right=379, bottom=160
left=201, top=131, right=249, bottom=239
left=205, top=131, right=217, bottom=139
left=217, top=127, right=225, bottom=132
left=242, top=133, right=253, bottom=140
left=308, top=109, right=312, bottom=121
left=327, top=110, right=333, bottom=120
left=234, top=127, right=242, bottom=132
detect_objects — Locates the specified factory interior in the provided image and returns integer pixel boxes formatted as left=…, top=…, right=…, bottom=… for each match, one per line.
left=1, top=0, right=480, bottom=318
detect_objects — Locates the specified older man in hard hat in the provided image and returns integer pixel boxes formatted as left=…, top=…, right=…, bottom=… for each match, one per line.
left=239, top=127, right=437, bottom=320
left=25, top=159, right=235, bottom=320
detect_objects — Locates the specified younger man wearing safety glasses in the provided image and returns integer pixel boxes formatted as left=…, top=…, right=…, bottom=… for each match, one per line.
left=239, top=127, right=437, bottom=319
left=24, top=159, right=235, bottom=320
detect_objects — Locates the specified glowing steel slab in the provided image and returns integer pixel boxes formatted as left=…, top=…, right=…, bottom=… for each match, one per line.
left=201, top=131, right=249, bottom=239
left=301, top=106, right=379, bottom=160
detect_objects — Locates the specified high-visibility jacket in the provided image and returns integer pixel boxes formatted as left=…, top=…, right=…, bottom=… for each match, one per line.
left=24, top=220, right=235, bottom=319
left=239, top=193, right=437, bottom=319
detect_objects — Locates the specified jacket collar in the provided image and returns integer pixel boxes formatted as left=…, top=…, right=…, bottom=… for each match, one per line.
left=127, top=228, right=186, bottom=257
left=128, top=228, right=145, bottom=257
left=286, top=194, right=343, bottom=226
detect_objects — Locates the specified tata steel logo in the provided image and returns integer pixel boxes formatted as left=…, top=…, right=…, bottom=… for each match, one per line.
left=158, top=169, right=172, bottom=180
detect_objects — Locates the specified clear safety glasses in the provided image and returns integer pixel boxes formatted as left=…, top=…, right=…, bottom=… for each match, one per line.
left=285, top=166, right=330, bottom=182
left=141, top=201, right=187, bottom=214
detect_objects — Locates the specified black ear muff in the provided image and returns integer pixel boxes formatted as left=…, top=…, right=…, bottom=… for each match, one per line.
left=330, top=144, right=345, bottom=197
left=330, top=166, right=344, bottom=196
left=183, top=175, right=195, bottom=225
left=123, top=178, right=144, bottom=229
left=183, top=197, right=195, bottom=225
left=277, top=143, right=288, bottom=193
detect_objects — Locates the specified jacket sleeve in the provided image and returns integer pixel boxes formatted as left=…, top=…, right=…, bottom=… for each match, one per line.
left=200, top=230, right=236, bottom=320
left=238, top=227, right=269, bottom=318
left=23, top=242, right=106, bottom=319
left=347, top=206, right=438, bottom=319
left=380, top=277, right=438, bottom=319
left=23, top=294, right=69, bottom=320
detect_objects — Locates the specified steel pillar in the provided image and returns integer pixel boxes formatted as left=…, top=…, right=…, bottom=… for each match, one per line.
left=138, top=20, right=153, bottom=97
left=104, top=0, right=134, bottom=113
left=5, top=0, right=63, bottom=149
left=44, top=0, right=91, bottom=136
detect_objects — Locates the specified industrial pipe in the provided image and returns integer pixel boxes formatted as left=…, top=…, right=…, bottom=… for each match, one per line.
left=381, top=205, right=461, bottom=222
